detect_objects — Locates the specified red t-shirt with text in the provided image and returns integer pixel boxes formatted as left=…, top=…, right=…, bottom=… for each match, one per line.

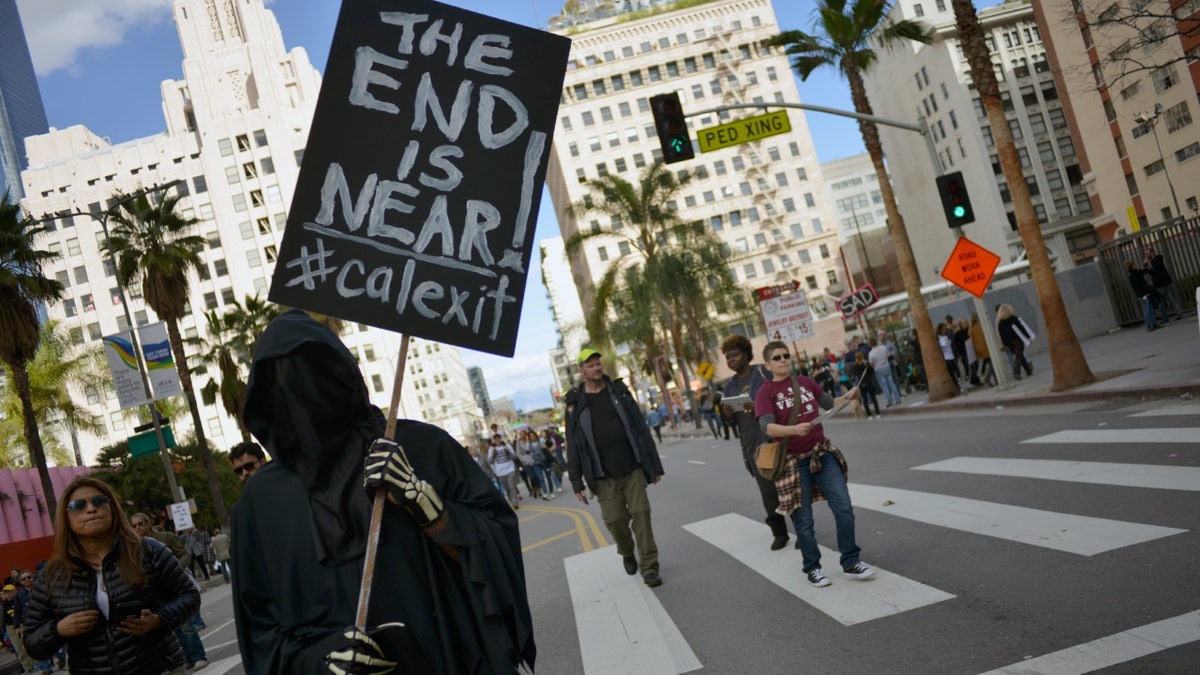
left=754, top=376, right=826, bottom=456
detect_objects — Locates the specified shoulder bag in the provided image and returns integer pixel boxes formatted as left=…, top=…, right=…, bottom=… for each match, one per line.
left=754, top=377, right=802, bottom=481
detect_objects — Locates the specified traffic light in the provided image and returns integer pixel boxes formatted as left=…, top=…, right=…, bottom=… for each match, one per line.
left=649, top=92, right=694, bottom=163
left=935, top=171, right=975, bottom=227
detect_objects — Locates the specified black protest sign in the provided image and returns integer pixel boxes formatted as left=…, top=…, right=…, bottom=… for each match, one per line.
left=269, top=0, right=570, bottom=356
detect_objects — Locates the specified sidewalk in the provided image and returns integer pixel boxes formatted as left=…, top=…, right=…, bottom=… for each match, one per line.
left=659, top=314, right=1198, bottom=437
left=888, top=312, right=1199, bottom=414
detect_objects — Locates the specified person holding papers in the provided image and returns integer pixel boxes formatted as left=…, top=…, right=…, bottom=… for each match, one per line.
left=753, top=340, right=875, bottom=588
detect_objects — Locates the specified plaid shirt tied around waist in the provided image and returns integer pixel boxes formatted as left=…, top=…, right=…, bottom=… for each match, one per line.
left=774, top=439, right=849, bottom=517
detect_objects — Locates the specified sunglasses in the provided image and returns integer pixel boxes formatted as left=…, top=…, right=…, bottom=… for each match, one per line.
left=770, top=353, right=792, bottom=362
left=233, top=460, right=260, bottom=476
left=66, top=495, right=110, bottom=511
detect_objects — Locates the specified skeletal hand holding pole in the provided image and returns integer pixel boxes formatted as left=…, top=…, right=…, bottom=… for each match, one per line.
left=326, top=335, right=415, bottom=675
left=355, top=334, right=410, bottom=628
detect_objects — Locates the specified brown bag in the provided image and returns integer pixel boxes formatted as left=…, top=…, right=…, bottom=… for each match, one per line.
left=754, top=441, right=787, bottom=481
left=754, top=376, right=803, bottom=481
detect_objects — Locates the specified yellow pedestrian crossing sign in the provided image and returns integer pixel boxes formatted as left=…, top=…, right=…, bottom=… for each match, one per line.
left=697, top=361, right=715, bottom=380
left=697, top=110, right=791, bottom=153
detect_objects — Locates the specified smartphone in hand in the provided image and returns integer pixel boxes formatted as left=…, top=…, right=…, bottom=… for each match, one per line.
left=109, top=601, right=143, bottom=626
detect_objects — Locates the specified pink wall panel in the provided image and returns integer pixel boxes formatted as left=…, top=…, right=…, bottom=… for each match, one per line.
left=0, top=467, right=93, bottom=544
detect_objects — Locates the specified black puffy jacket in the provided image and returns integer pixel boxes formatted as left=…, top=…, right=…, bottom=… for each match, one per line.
left=23, top=537, right=200, bottom=675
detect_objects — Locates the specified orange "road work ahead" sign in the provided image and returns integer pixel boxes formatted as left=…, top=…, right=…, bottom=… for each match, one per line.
left=941, top=237, right=1001, bottom=298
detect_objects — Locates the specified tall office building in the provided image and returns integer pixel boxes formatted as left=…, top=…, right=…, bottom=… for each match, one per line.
left=20, top=0, right=480, bottom=463
left=1034, top=0, right=1200, bottom=236
left=0, top=0, right=49, bottom=199
left=862, top=0, right=1098, bottom=283
left=545, top=0, right=844, bottom=348
left=467, top=366, right=494, bottom=419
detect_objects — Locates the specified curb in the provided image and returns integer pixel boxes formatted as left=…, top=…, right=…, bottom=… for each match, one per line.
left=885, top=383, right=1198, bottom=415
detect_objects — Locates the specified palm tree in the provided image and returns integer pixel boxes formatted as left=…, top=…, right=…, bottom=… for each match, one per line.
left=568, top=162, right=741, bottom=422
left=1, top=319, right=105, bottom=467
left=104, top=190, right=230, bottom=527
left=767, top=1, right=959, bottom=401
left=193, top=294, right=282, bottom=440
left=951, top=0, right=1095, bottom=390
left=0, top=192, right=65, bottom=513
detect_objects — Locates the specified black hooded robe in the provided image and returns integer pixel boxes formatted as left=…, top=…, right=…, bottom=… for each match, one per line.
left=231, top=310, right=534, bottom=674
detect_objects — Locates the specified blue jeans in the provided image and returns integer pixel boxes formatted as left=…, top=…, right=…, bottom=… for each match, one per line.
left=1156, top=285, right=1184, bottom=317
left=875, top=370, right=901, bottom=406
left=702, top=411, right=719, bottom=436
left=1139, top=295, right=1169, bottom=328
left=789, top=458, right=861, bottom=573
left=175, top=611, right=207, bottom=663
left=542, top=464, right=561, bottom=490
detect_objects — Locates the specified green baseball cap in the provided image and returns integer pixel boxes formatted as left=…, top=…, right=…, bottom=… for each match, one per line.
left=578, top=348, right=602, bottom=365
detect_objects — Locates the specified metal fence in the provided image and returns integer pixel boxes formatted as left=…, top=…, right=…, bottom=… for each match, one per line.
left=1097, top=215, right=1200, bottom=325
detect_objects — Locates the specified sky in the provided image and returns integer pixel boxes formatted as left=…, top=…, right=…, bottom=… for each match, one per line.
left=18, top=0, right=873, bottom=412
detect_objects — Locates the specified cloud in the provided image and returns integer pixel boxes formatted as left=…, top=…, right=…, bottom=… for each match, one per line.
left=16, top=0, right=174, bottom=76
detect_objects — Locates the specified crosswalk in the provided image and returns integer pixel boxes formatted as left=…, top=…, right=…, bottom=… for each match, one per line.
left=683, top=513, right=954, bottom=626
left=564, top=407, right=1200, bottom=674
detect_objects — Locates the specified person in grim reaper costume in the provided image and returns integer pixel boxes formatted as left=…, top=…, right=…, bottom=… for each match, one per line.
left=231, top=310, right=535, bottom=674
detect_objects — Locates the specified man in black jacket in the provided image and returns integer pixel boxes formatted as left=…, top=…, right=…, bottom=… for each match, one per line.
left=566, top=349, right=666, bottom=587
left=1126, top=259, right=1170, bottom=331
left=1143, top=247, right=1184, bottom=319
left=721, top=334, right=790, bottom=551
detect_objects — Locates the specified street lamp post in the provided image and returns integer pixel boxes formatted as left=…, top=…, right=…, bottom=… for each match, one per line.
left=39, top=180, right=184, bottom=500
left=1136, top=104, right=1183, bottom=219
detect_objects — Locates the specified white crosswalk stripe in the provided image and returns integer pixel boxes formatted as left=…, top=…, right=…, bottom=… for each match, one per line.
left=683, top=513, right=953, bottom=626
left=913, top=457, right=1200, bottom=492
left=1021, top=428, right=1200, bottom=444
left=978, top=609, right=1200, bottom=674
left=848, top=484, right=1187, bottom=555
left=565, top=546, right=702, bottom=675
left=1128, top=403, right=1200, bottom=417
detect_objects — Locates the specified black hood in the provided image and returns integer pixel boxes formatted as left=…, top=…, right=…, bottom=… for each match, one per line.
left=243, top=309, right=381, bottom=564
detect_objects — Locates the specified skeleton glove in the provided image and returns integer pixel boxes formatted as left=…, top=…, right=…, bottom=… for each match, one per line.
left=364, top=438, right=444, bottom=526
left=325, top=622, right=433, bottom=675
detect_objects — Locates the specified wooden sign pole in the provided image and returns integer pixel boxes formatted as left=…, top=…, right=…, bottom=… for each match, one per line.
left=355, top=333, right=411, bottom=627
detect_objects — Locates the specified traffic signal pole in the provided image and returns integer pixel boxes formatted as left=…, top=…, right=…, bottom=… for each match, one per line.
left=687, top=102, right=1010, bottom=390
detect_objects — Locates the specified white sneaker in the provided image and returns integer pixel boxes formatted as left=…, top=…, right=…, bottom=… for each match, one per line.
left=843, top=562, right=875, bottom=580
left=194, top=660, right=209, bottom=669
left=806, top=568, right=831, bottom=587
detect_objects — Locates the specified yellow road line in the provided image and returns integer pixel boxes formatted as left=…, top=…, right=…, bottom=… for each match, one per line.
left=537, top=502, right=609, bottom=550
left=517, top=510, right=550, bottom=524
left=521, top=528, right=579, bottom=553
left=525, top=502, right=609, bottom=550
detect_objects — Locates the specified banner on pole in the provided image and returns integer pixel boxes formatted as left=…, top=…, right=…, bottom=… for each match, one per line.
left=267, top=0, right=571, bottom=356
left=102, top=331, right=151, bottom=410
left=138, top=322, right=182, bottom=400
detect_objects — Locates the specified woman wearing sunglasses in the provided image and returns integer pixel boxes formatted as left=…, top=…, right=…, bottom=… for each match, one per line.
left=753, top=341, right=875, bottom=589
left=22, top=476, right=200, bottom=675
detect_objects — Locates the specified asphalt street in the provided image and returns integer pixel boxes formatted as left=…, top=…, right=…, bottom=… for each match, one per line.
left=191, top=398, right=1199, bottom=674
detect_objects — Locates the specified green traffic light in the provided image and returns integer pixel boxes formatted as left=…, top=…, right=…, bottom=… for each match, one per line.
left=669, top=136, right=687, bottom=153
left=953, top=205, right=966, bottom=218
